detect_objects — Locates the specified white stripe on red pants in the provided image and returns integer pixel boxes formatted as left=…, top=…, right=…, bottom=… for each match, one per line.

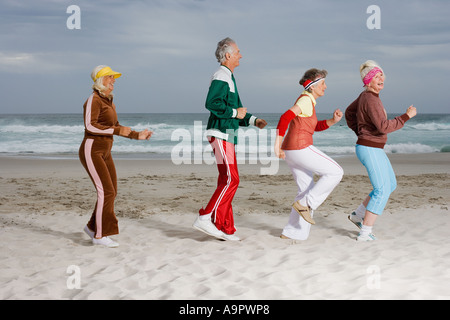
left=199, top=137, right=239, bottom=235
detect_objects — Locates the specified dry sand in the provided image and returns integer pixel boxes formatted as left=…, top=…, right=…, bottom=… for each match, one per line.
left=0, top=153, right=449, bottom=300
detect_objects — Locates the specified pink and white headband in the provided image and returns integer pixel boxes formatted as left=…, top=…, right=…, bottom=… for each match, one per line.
left=363, top=67, right=382, bottom=86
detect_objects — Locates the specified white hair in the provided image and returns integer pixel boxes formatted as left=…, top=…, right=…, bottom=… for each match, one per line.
left=215, top=37, right=236, bottom=63
left=91, top=65, right=111, bottom=97
left=360, top=60, right=384, bottom=80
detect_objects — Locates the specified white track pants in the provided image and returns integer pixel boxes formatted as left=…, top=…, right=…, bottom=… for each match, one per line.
left=282, top=146, right=343, bottom=240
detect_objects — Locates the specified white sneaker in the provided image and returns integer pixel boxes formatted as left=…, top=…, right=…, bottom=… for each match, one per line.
left=349, top=212, right=377, bottom=238
left=93, top=236, right=119, bottom=248
left=193, top=217, right=226, bottom=240
left=84, top=225, right=95, bottom=239
left=356, top=232, right=377, bottom=242
left=348, top=211, right=364, bottom=229
left=221, top=233, right=240, bottom=241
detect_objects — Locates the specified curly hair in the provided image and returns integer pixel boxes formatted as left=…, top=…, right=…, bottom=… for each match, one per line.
left=299, top=68, right=328, bottom=92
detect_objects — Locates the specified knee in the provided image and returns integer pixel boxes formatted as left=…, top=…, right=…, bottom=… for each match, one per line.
left=372, top=185, right=392, bottom=202
left=104, top=188, right=117, bottom=201
left=337, top=167, right=344, bottom=181
left=378, top=179, right=397, bottom=196
left=230, top=174, right=240, bottom=188
left=390, top=180, right=397, bottom=193
left=328, top=167, right=344, bottom=184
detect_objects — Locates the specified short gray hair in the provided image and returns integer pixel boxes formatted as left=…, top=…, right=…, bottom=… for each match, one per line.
left=215, top=37, right=236, bottom=63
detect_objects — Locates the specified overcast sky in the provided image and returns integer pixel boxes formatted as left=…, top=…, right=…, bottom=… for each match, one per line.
left=1, top=0, right=449, bottom=114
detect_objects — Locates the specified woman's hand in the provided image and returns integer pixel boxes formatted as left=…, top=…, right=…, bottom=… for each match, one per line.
left=332, top=109, right=343, bottom=123
left=274, top=136, right=285, bottom=159
left=275, top=147, right=285, bottom=160
left=406, top=105, right=417, bottom=119
left=138, top=129, right=153, bottom=140
left=326, top=109, right=343, bottom=127
left=119, top=126, right=132, bottom=137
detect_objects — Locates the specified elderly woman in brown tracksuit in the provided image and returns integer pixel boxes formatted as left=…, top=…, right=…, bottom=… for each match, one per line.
left=79, top=65, right=152, bottom=248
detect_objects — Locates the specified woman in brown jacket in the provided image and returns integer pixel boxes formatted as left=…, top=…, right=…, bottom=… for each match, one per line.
left=345, top=60, right=417, bottom=241
left=80, top=65, right=152, bottom=248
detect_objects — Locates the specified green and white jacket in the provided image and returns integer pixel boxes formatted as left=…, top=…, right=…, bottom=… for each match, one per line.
left=205, top=66, right=257, bottom=145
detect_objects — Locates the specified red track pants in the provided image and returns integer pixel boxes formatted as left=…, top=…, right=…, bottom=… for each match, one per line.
left=199, top=137, right=239, bottom=235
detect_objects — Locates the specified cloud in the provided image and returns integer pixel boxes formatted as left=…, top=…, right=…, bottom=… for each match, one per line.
left=0, top=0, right=449, bottom=113
left=0, top=52, right=34, bottom=69
left=0, top=50, right=96, bottom=74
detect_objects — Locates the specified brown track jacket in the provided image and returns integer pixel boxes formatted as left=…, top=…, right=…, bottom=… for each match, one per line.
left=83, top=90, right=139, bottom=140
left=345, top=91, right=410, bottom=149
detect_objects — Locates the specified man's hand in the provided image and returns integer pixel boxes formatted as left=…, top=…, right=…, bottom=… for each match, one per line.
left=255, top=118, right=267, bottom=129
left=236, top=107, right=247, bottom=119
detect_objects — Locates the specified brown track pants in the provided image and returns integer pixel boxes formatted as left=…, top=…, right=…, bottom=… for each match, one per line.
left=79, top=137, right=119, bottom=238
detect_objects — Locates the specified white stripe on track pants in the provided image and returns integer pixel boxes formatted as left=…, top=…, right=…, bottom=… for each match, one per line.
left=199, top=137, right=239, bottom=235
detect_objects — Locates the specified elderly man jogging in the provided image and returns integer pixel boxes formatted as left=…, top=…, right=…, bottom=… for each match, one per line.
left=193, top=37, right=267, bottom=241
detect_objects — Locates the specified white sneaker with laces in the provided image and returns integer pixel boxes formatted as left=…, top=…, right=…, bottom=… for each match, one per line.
left=356, top=232, right=377, bottom=242
left=349, top=212, right=377, bottom=239
left=193, top=217, right=226, bottom=240
left=93, top=236, right=119, bottom=248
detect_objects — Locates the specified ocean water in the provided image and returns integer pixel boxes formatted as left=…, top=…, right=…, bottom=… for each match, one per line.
left=0, top=113, right=449, bottom=160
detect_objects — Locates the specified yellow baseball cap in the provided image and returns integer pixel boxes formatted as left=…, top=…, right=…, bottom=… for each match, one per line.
left=94, top=66, right=122, bottom=82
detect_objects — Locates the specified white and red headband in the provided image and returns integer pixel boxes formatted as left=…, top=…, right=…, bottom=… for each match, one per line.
left=303, top=77, right=325, bottom=90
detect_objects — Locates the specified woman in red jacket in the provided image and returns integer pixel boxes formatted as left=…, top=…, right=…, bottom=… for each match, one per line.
left=80, top=65, right=152, bottom=248
left=274, top=68, right=344, bottom=241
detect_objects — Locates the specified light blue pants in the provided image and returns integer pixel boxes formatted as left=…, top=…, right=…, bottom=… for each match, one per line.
left=356, top=145, right=397, bottom=215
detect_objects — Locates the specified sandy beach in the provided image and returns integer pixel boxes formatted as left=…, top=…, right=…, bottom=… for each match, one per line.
left=0, top=153, right=449, bottom=300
